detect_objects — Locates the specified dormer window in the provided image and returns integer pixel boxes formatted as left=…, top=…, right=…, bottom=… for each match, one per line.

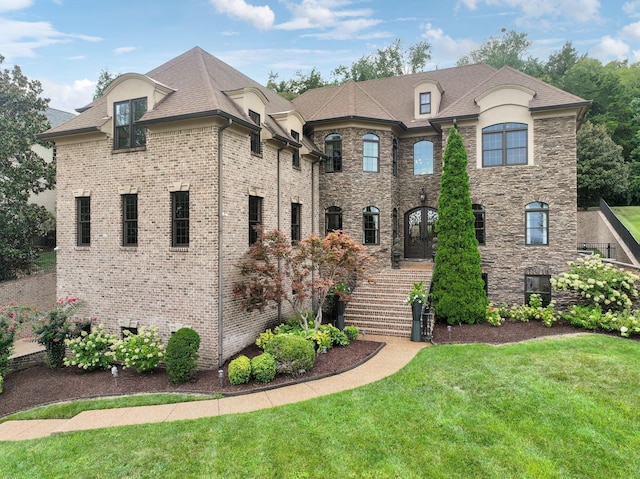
left=249, top=110, right=261, bottom=155
left=114, top=98, right=147, bottom=149
left=291, top=130, right=300, bottom=168
left=419, top=92, right=431, bottom=114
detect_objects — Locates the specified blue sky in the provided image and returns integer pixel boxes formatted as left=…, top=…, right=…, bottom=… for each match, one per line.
left=1, top=0, right=639, bottom=112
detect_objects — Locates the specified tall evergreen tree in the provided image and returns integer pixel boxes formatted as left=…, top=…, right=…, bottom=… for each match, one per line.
left=431, top=128, right=488, bottom=324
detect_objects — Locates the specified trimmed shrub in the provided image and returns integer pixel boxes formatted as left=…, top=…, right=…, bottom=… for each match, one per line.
left=165, top=328, right=201, bottom=383
left=228, top=355, right=251, bottom=385
left=251, top=353, right=277, bottom=383
left=343, top=325, right=359, bottom=342
left=264, top=334, right=315, bottom=375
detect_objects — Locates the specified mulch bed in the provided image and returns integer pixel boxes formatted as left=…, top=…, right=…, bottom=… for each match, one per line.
left=0, top=320, right=627, bottom=418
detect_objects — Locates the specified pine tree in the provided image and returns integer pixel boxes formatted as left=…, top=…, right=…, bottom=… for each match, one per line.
left=431, top=127, right=488, bottom=324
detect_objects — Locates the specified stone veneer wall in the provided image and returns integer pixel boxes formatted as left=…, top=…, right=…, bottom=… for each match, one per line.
left=56, top=124, right=315, bottom=368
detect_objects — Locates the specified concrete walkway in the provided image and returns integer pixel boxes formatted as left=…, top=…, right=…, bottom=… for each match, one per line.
left=0, top=336, right=427, bottom=441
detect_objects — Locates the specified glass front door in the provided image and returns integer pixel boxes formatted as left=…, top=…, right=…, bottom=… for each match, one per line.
left=404, top=207, right=437, bottom=259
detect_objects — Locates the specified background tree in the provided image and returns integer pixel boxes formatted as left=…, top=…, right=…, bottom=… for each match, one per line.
left=267, top=68, right=328, bottom=101
left=457, top=29, right=532, bottom=71
left=234, top=229, right=372, bottom=332
left=431, top=128, right=488, bottom=324
left=93, top=68, right=119, bottom=100
left=332, top=39, right=431, bottom=83
left=0, top=54, right=53, bottom=280
left=577, top=121, right=628, bottom=208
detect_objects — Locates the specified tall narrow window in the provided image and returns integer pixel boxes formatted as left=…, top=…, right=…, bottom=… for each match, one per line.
left=325, top=206, right=342, bottom=235
left=291, top=130, right=300, bottom=168
left=392, top=208, right=398, bottom=243
left=114, top=98, right=147, bottom=149
left=525, top=275, right=551, bottom=306
left=122, top=194, right=138, bottom=246
left=363, top=206, right=380, bottom=245
left=249, top=195, right=262, bottom=245
left=363, top=134, right=379, bottom=172
left=249, top=110, right=261, bottom=155
left=291, top=203, right=301, bottom=243
left=171, top=191, right=189, bottom=247
left=392, top=138, right=398, bottom=177
left=472, top=204, right=486, bottom=245
left=482, top=122, right=527, bottom=167
left=413, top=140, right=434, bottom=175
left=325, top=133, right=342, bottom=172
left=76, top=197, right=90, bottom=246
left=419, top=92, right=431, bottom=114
left=525, top=202, right=549, bottom=245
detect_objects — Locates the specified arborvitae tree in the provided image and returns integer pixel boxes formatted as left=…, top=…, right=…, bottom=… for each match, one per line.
left=431, top=128, right=488, bottom=324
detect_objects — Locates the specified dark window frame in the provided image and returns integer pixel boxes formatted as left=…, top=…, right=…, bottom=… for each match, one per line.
left=473, top=203, right=486, bottom=245
left=171, top=191, right=189, bottom=248
left=325, top=206, right=342, bottom=235
left=76, top=196, right=90, bottom=246
left=363, top=206, right=380, bottom=245
left=525, top=202, right=549, bottom=246
left=525, top=274, right=552, bottom=306
left=419, top=92, right=431, bottom=114
left=291, top=202, right=301, bottom=244
left=291, top=130, right=300, bottom=168
left=482, top=122, right=528, bottom=167
left=249, top=110, right=261, bottom=155
left=114, top=97, right=147, bottom=150
left=249, top=195, right=262, bottom=245
left=122, top=194, right=138, bottom=247
left=325, top=133, right=342, bottom=173
left=413, top=140, right=434, bottom=175
left=392, top=138, right=398, bottom=177
left=363, top=133, right=379, bottom=172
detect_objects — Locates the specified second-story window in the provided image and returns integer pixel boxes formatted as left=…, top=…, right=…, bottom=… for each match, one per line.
left=419, top=92, right=431, bottom=114
left=325, top=133, right=342, bottom=172
left=249, top=110, right=261, bottom=155
left=363, top=133, right=379, bottom=172
left=114, top=98, right=147, bottom=149
left=291, top=130, right=300, bottom=168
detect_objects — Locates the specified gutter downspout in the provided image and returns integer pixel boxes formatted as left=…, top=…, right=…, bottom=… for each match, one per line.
left=217, top=118, right=232, bottom=369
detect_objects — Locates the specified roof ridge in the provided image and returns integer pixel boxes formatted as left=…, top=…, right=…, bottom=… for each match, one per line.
left=192, top=47, right=223, bottom=110
left=352, top=80, right=397, bottom=120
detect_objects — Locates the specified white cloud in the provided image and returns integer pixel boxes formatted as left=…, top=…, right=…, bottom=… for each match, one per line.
left=114, top=46, right=136, bottom=55
left=456, top=0, right=601, bottom=24
left=39, top=77, right=95, bottom=113
left=0, top=0, right=32, bottom=13
left=621, top=22, right=640, bottom=42
left=623, top=1, right=640, bottom=15
left=209, top=0, right=275, bottom=30
left=590, top=35, right=630, bottom=62
left=420, top=23, right=477, bottom=67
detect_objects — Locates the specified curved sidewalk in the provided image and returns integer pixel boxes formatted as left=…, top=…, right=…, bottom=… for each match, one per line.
left=0, top=336, right=427, bottom=441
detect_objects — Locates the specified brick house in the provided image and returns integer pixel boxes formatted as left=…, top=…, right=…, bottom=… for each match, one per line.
left=42, top=47, right=589, bottom=366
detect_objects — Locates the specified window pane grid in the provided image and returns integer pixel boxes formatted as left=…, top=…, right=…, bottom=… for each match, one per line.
left=249, top=110, right=261, bottom=155
left=77, top=197, right=90, bottom=246
left=249, top=196, right=262, bottom=244
left=363, top=206, right=379, bottom=245
left=325, top=206, right=342, bottom=235
left=363, top=134, right=379, bottom=172
left=325, top=134, right=342, bottom=173
left=122, top=194, right=138, bottom=246
left=291, top=203, right=301, bottom=242
left=172, top=191, right=189, bottom=247
left=414, top=140, right=434, bottom=175
left=114, top=98, right=147, bottom=149
left=525, top=202, right=549, bottom=245
left=482, top=123, right=527, bottom=167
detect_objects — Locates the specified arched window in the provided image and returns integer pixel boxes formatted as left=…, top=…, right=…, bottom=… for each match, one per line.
left=525, top=202, right=548, bottom=245
left=325, top=133, right=342, bottom=172
left=482, top=122, right=527, bottom=167
left=413, top=140, right=434, bottom=175
left=363, top=134, right=379, bottom=172
left=472, top=204, right=485, bottom=245
left=325, top=206, right=342, bottom=235
left=363, top=206, right=380, bottom=245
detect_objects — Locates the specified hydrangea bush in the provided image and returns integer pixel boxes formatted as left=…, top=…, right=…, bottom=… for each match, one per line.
left=64, top=323, right=117, bottom=370
left=551, top=256, right=639, bottom=311
left=113, top=326, right=165, bottom=372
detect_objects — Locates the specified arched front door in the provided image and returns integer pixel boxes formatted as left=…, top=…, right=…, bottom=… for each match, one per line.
left=404, top=207, right=438, bottom=259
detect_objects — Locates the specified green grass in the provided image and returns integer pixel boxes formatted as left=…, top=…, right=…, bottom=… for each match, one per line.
left=0, top=393, right=218, bottom=423
left=612, top=206, right=640, bottom=241
left=1, top=335, right=638, bottom=478
left=33, top=250, right=56, bottom=272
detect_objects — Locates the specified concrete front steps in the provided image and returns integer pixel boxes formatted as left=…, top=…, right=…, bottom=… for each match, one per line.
left=345, top=263, right=432, bottom=338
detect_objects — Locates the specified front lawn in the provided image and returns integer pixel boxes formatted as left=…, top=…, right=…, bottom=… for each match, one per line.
left=0, top=334, right=638, bottom=478
left=612, top=206, right=640, bottom=242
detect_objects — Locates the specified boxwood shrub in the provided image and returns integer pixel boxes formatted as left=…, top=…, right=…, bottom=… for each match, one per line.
left=228, top=355, right=251, bottom=385
left=165, top=327, right=201, bottom=383
left=264, top=334, right=315, bottom=375
left=251, top=352, right=277, bottom=383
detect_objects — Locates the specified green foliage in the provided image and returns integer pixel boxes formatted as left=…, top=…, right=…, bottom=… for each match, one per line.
left=551, top=256, right=639, bottom=311
left=486, top=304, right=505, bottom=326
left=405, top=281, right=429, bottom=305
left=113, top=326, right=165, bottom=373
left=267, top=68, right=328, bottom=100
left=0, top=303, right=36, bottom=376
left=457, top=29, right=531, bottom=71
left=507, top=295, right=559, bottom=327
left=255, top=328, right=275, bottom=350
left=251, top=353, right=277, bottom=383
left=228, top=355, right=251, bottom=385
left=0, top=55, right=54, bottom=280
left=33, top=298, right=89, bottom=368
left=165, top=328, right=201, bottom=383
left=563, top=305, right=640, bottom=337
left=0, top=374, right=3, bottom=394
left=93, top=68, right=119, bottom=100
left=577, top=122, right=628, bottom=208
left=64, top=323, right=117, bottom=370
left=264, top=334, right=316, bottom=375
left=431, top=128, right=488, bottom=324
left=343, top=325, right=360, bottom=341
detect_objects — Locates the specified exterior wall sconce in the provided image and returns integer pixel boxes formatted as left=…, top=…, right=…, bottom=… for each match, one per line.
left=419, top=187, right=426, bottom=204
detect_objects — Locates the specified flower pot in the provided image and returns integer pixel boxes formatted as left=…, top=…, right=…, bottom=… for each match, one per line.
left=411, top=302, right=423, bottom=342
left=336, top=300, right=346, bottom=330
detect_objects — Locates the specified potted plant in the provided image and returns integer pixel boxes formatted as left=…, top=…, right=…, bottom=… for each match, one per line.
left=391, top=238, right=402, bottom=269
left=330, top=282, right=351, bottom=330
left=406, top=281, right=429, bottom=341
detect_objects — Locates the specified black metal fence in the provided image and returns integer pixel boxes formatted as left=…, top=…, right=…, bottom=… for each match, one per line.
left=600, top=199, right=640, bottom=263
left=577, top=242, right=616, bottom=259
